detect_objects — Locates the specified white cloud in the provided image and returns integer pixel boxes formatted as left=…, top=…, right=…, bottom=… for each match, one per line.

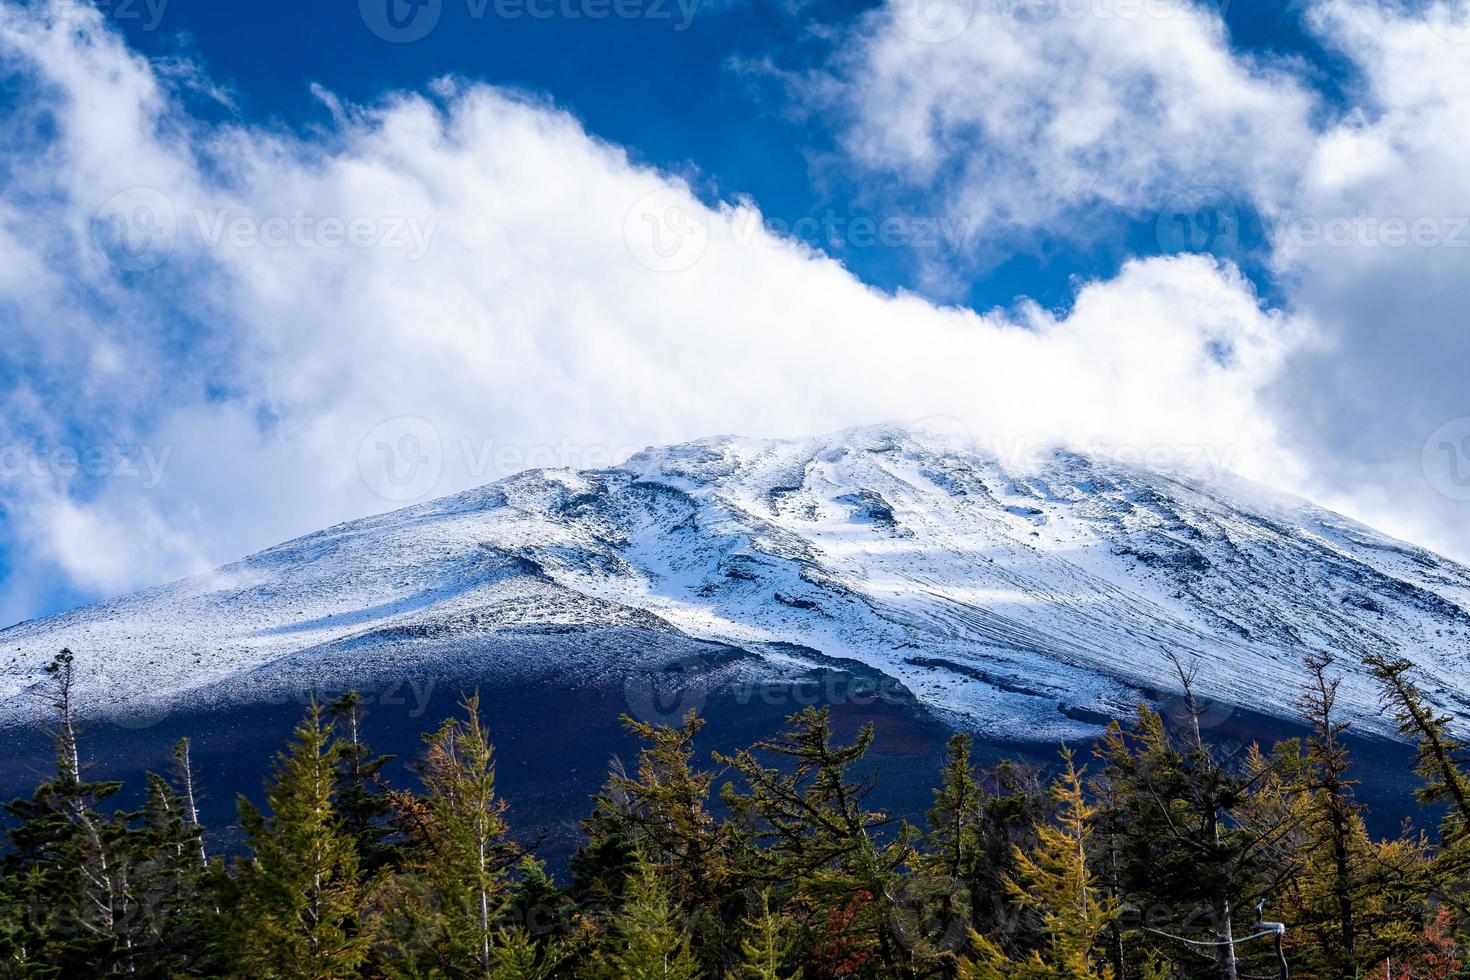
left=1263, top=0, right=1470, bottom=554
left=0, top=0, right=1317, bottom=618
left=823, top=0, right=1318, bottom=251
left=812, top=0, right=1470, bottom=562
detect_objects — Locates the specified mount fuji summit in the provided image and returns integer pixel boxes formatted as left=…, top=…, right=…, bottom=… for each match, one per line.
left=3, top=425, right=1469, bottom=741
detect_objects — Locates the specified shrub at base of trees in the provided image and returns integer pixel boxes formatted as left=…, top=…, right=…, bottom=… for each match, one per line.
left=2, top=647, right=1469, bottom=979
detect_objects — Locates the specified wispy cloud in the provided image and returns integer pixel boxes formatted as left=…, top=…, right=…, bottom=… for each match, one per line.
left=797, top=0, right=1470, bottom=560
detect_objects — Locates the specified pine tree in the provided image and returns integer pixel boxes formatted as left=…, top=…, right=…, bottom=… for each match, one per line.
left=1363, top=651, right=1470, bottom=958
left=606, top=711, right=733, bottom=905
left=9, top=649, right=1470, bottom=977
left=957, top=750, right=1116, bottom=980
left=357, top=868, right=440, bottom=980
left=917, top=734, right=1048, bottom=964
left=2, top=658, right=226, bottom=978
left=926, top=734, right=984, bottom=888
left=599, top=857, right=702, bottom=980
left=717, top=706, right=915, bottom=976
left=127, top=770, right=224, bottom=976
left=1299, top=652, right=1360, bottom=966
left=487, top=924, right=568, bottom=979
left=1094, top=698, right=1267, bottom=980
left=569, top=769, right=641, bottom=971
left=233, top=700, right=367, bottom=979
left=1365, top=653, right=1470, bottom=842
left=598, top=710, right=747, bottom=972
left=0, top=867, right=43, bottom=979
left=1276, top=797, right=1430, bottom=977
left=737, top=889, right=801, bottom=980
left=171, top=737, right=209, bottom=869
left=509, top=855, right=571, bottom=945
left=388, top=691, right=518, bottom=978
left=908, top=732, right=988, bottom=972
left=1, top=650, right=135, bottom=975
left=569, top=827, right=639, bottom=912
left=480, top=863, right=572, bottom=980
left=330, top=691, right=399, bottom=873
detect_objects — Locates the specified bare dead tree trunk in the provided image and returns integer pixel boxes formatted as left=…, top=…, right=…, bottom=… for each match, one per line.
left=1302, top=654, right=1358, bottom=965
left=174, top=738, right=209, bottom=867
left=1212, top=856, right=1239, bottom=980
left=1107, top=837, right=1127, bottom=980
left=45, top=650, right=134, bottom=972
left=478, top=822, right=492, bottom=977
left=1168, top=654, right=1239, bottom=980
left=50, top=649, right=83, bottom=782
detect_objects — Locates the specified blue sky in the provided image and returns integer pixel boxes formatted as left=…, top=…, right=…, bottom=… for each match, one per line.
left=2, top=0, right=1470, bottom=623
left=102, top=0, right=1320, bottom=309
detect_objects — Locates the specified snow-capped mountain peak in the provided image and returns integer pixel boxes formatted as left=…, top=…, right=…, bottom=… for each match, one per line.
left=4, top=424, right=1468, bottom=739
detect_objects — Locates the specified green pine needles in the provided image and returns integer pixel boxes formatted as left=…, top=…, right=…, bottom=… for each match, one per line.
left=4, top=648, right=1470, bottom=978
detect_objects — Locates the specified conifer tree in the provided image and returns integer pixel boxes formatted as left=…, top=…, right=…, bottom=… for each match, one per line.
left=1094, top=699, right=1264, bottom=980
left=1275, top=799, right=1429, bottom=976
left=737, top=889, right=801, bottom=980
left=1365, top=653, right=1470, bottom=842
left=925, top=734, right=984, bottom=888
left=1, top=650, right=135, bottom=975
left=598, top=710, right=747, bottom=972
left=127, top=770, right=222, bottom=976
left=606, top=711, right=733, bottom=905
left=233, top=700, right=367, bottom=979
left=1356, top=653, right=1470, bottom=957
left=330, top=691, right=399, bottom=872
left=390, top=691, right=518, bottom=977
left=486, top=923, right=568, bottom=980
left=918, top=734, right=1048, bottom=963
left=717, top=707, right=914, bottom=976
left=569, top=827, right=640, bottom=912
left=1298, top=651, right=1361, bottom=969
left=910, top=732, right=988, bottom=973
left=171, top=737, right=208, bottom=868
left=12, top=647, right=1470, bottom=978
left=569, top=767, right=641, bottom=970
left=139, top=772, right=197, bottom=868
left=599, top=857, right=702, bottom=980
left=958, top=750, right=1116, bottom=980
left=358, top=868, right=441, bottom=980
left=0, top=870, right=38, bottom=979
left=509, top=855, right=571, bottom=947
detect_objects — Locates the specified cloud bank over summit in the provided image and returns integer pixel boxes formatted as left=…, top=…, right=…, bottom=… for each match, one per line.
left=814, top=0, right=1470, bottom=564
left=0, top=0, right=1465, bottom=622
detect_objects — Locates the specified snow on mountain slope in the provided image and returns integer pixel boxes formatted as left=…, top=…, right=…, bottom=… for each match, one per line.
left=3, top=425, right=1469, bottom=739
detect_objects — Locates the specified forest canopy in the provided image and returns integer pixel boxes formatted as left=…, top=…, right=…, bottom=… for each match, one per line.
left=2, top=647, right=1467, bottom=979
